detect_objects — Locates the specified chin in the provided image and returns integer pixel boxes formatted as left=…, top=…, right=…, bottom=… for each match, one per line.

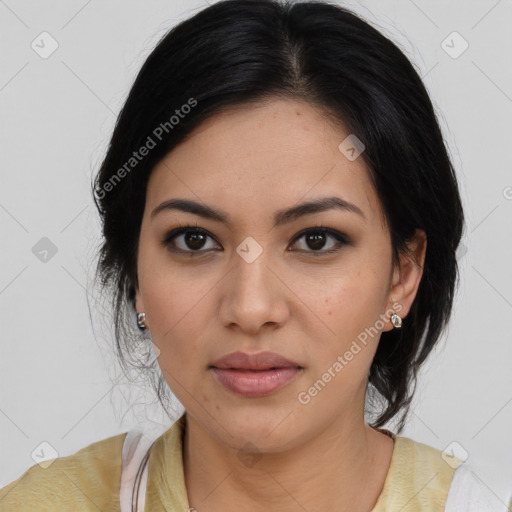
left=206, top=404, right=303, bottom=451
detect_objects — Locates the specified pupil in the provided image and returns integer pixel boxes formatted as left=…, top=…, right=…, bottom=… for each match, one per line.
left=186, top=231, right=206, bottom=250
left=308, top=232, right=326, bottom=250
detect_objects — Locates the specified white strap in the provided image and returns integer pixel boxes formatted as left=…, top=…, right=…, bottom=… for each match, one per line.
left=444, top=461, right=511, bottom=512
left=120, top=431, right=154, bottom=512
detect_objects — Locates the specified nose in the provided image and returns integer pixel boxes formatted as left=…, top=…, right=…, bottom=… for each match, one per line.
left=217, top=246, right=290, bottom=336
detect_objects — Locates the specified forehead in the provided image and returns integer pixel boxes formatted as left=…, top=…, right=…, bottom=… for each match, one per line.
left=146, top=98, right=385, bottom=228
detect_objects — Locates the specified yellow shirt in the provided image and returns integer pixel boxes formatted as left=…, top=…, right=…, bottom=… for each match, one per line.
left=0, top=413, right=462, bottom=511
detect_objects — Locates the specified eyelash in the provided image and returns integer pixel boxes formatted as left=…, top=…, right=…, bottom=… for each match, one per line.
left=161, top=222, right=351, bottom=257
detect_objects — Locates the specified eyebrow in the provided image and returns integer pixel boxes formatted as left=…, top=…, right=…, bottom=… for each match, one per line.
left=151, top=196, right=366, bottom=227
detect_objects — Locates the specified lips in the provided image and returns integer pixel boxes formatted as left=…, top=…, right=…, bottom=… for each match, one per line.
left=209, top=350, right=302, bottom=371
left=209, top=350, right=303, bottom=397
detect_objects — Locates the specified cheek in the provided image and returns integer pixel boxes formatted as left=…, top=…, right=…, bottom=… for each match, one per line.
left=138, top=237, right=203, bottom=331
left=303, top=262, right=388, bottom=366
left=144, top=280, right=206, bottom=349
left=139, top=264, right=217, bottom=372
left=316, top=263, right=386, bottom=323
left=300, top=277, right=385, bottom=405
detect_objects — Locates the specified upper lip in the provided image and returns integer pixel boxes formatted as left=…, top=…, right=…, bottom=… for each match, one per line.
left=210, top=351, right=302, bottom=370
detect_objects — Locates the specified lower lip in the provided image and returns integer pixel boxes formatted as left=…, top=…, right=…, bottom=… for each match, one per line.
left=210, top=367, right=302, bottom=397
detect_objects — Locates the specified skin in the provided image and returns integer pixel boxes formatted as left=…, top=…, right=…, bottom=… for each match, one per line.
left=135, top=98, right=427, bottom=512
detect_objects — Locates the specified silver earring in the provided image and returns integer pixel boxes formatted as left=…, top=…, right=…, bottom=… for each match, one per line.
left=391, top=313, right=402, bottom=328
left=137, top=312, right=147, bottom=330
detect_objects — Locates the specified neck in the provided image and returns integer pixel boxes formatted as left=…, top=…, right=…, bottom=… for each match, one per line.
left=182, top=410, right=394, bottom=512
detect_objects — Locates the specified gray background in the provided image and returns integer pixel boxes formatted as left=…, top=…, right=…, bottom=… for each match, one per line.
left=1, top=0, right=511, bottom=506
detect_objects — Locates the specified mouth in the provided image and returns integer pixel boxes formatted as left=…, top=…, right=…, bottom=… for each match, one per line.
left=208, top=350, right=303, bottom=397
left=209, top=365, right=303, bottom=397
left=210, top=350, right=302, bottom=370
left=209, top=366, right=301, bottom=371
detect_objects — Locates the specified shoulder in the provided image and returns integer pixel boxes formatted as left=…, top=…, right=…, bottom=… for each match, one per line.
left=394, top=435, right=463, bottom=490
left=0, top=431, right=128, bottom=512
left=385, top=435, right=511, bottom=512
left=375, top=434, right=462, bottom=511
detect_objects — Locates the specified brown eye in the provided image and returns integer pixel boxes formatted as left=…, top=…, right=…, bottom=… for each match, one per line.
left=290, top=227, right=350, bottom=255
left=182, top=230, right=208, bottom=250
left=162, top=226, right=220, bottom=253
left=305, top=231, right=328, bottom=250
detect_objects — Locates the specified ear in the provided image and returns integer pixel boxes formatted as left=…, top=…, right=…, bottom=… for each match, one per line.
left=383, top=228, right=427, bottom=332
left=133, top=278, right=145, bottom=314
left=135, top=290, right=143, bottom=313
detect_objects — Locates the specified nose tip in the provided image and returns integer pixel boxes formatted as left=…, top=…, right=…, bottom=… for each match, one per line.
left=218, top=252, right=290, bottom=334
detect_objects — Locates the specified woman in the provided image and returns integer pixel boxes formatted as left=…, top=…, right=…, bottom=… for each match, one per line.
left=1, top=0, right=509, bottom=510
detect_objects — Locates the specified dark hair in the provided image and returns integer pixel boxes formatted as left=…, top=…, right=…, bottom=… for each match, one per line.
left=92, top=0, right=465, bottom=433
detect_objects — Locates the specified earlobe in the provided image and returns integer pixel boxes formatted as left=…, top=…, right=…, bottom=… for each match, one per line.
left=134, top=289, right=148, bottom=331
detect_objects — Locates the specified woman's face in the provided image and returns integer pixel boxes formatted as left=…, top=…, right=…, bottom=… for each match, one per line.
left=135, top=98, right=426, bottom=451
